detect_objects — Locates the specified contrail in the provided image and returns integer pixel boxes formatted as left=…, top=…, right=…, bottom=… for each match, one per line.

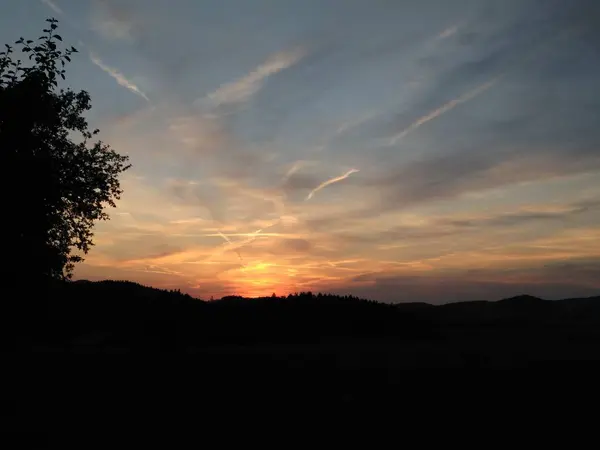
left=228, top=229, right=263, bottom=252
left=218, top=231, right=245, bottom=263
left=282, top=160, right=307, bottom=182
left=41, top=0, right=64, bottom=16
left=41, top=1, right=150, bottom=103
left=40, top=0, right=86, bottom=34
left=217, top=231, right=232, bottom=244
left=306, top=169, right=359, bottom=201
left=216, top=229, right=266, bottom=264
left=387, top=77, right=500, bottom=146
left=206, top=47, right=306, bottom=107
left=89, top=52, right=150, bottom=102
left=384, top=24, right=578, bottom=149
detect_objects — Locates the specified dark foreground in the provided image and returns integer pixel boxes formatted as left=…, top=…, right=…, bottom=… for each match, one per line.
left=3, top=280, right=600, bottom=433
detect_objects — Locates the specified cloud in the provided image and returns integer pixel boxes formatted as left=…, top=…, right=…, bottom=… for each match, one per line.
left=89, top=52, right=150, bottom=101
left=333, top=271, right=600, bottom=304
left=41, top=0, right=64, bottom=16
left=328, top=200, right=600, bottom=250
left=306, top=168, right=359, bottom=201
left=465, top=202, right=600, bottom=228
left=168, top=114, right=228, bottom=155
left=438, top=24, right=460, bottom=40
left=204, top=47, right=306, bottom=107
left=90, top=0, right=135, bottom=42
left=352, top=146, right=600, bottom=220
left=168, top=179, right=228, bottom=224
left=276, top=238, right=312, bottom=254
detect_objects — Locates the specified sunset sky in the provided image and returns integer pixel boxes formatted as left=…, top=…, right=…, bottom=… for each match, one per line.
left=3, top=0, right=600, bottom=302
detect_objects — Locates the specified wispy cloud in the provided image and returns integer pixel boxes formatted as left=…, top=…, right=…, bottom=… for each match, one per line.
left=438, top=24, right=459, bottom=39
left=90, top=0, right=134, bottom=42
left=282, top=160, right=315, bottom=183
left=386, top=77, right=500, bottom=146
left=306, top=169, right=359, bottom=201
left=92, top=16, right=133, bottom=42
left=335, top=111, right=378, bottom=135
left=89, top=52, right=150, bottom=102
left=205, top=47, right=306, bottom=107
left=41, top=0, right=64, bottom=16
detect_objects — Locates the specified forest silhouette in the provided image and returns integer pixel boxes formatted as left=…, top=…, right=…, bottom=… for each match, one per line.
left=6, top=279, right=600, bottom=367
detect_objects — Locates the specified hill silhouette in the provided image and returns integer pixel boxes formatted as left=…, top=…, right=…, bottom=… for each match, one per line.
left=5, top=280, right=600, bottom=368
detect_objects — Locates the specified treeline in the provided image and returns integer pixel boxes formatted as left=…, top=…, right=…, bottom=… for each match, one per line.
left=6, top=280, right=429, bottom=351
left=5, top=280, right=600, bottom=366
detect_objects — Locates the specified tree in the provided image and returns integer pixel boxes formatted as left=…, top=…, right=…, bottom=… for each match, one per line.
left=0, top=18, right=130, bottom=284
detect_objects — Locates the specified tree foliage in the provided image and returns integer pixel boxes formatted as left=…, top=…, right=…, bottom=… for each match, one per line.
left=0, top=19, right=130, bottom=283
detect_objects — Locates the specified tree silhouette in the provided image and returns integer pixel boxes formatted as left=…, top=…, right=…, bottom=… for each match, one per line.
left=0, top=19, right=130, bottom=284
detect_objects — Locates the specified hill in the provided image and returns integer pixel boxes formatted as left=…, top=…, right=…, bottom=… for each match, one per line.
left=3, top=280, right=599, bottom=367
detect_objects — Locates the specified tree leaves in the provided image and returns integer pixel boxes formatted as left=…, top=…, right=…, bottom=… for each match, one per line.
left=1, top=18, right=130, bottom=281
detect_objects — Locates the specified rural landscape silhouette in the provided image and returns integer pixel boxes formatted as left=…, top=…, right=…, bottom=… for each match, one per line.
left=2, top=1, right=600, bottom=435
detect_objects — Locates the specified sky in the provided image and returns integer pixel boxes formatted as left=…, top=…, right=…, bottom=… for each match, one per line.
left=2, top=0, right=600, bottom=303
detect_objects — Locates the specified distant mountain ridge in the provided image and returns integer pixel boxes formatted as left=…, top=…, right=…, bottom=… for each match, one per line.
left=70, top=279, right=599, bottom=306
left=65, top=280, right=599, bottom=320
